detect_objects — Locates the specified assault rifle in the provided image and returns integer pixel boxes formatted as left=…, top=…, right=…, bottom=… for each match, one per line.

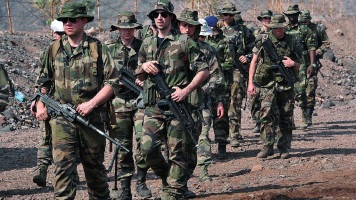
left=228, top=32, right=250, bottom=80
left=31, top=91, right=129, bottom=152
left=150, top=63, right=198, bottom=147
left=118, top=67, right=143, bottom=95
left=261, top=38, right=298, bottom=87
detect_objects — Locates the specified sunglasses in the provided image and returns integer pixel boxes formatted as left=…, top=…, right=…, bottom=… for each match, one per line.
left=61, top=18, right=79, bottom=24
left=153, top=12, right=169, bottom=19
left=223, top=13, right=235, bottom=17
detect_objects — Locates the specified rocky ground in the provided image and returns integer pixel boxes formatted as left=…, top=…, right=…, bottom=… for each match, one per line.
left=0, top=16, right=356, bottom=199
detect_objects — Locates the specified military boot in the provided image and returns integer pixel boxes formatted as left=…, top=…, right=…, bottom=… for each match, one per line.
left=119, top=179, right=132, bottom=200
left=300, top=109, right=308, bottom=130
left=182, top=185, right=196, bottom=199
left=252, top=123, right=260, bottom=134
left=256, top=145, right=274, bottom=158
left=230, top=137, right=240, bottom=148
left=279, top=148, right=290, bottom=159
left=216, top=142, right=227, bottom=159
left=199, top=165, right=211, bottom=182
left=33, top=165, right=48, bottom=187
left=135, top=167, right=152, bottom=198
left=306, top=108, right=313, bottom=126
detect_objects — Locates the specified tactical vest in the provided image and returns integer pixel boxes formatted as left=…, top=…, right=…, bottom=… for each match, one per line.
left=285, top=23, right=310, bottom=65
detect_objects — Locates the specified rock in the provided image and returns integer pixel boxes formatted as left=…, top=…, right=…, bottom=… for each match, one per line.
left=335, top=29, right=344, bottom=36
left=0, top=126, right=12, bottom=132
left=323, top=50, right=336, bottom=62
left=251, top=164, right=263, bottom=172
left=348, top=99, right=356, bottom=106
left=322, top=100, right=336, bottom=108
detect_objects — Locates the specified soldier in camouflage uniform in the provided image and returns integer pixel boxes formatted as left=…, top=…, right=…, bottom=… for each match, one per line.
left=219, top=3, right=255, bottom=147
left=283, top=4, right=316, bottom=129
left=299, top=9, right=330, bottom=126
left=205, top=15, right=230, bottom=158
left=251, top=10, right=273, bottom=135
left=136, top=21, right=157, bottom=41
left=35, top=3, right=119, bottom=199
left=105, top=11, right=151, bottom=200
left=248, top=14, right=302, bottom=159
left=135, top=0, right=209, bottom=199
left=0, top=64, right=11, bottom=112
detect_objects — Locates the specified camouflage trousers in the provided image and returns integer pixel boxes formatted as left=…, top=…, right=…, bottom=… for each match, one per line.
left=50, top=116, right=109, bottom=199
left=306, top=74, right=318, bottom=109
left=259, top=86, right=294, bottom=149
left=36, top=120, right=52, bottom=167
left=295, top=64, right=308, bottom=109
left=141, top=106, right=189, bottom=196
left=228, top=70, right=246, bottom=139
left=113, top=108, right=147, bottom=181
left=250, top=86, right=261, bottom=126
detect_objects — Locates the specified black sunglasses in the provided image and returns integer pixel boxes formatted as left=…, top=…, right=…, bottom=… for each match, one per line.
left=61, top=18, right=78, bottom=24
left=223, top=13, right=234, bottom=17
left=153, top=12, right=169, bottom=19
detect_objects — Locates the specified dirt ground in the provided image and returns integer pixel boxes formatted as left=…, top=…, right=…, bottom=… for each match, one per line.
left=1, top=16, right=356, bottom=200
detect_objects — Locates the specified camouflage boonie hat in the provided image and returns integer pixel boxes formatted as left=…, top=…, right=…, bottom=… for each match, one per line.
left=177, top=9, right=201, bottom=26
left=265, top=14, right=288, bottom=29
left=56, top=2, right=94, bottom=23
left=298, top=9, right=312, bottom=23
left=283, top=4, right=301, bottom=15
left=220, top=3, right=241, bottom=15
left=111, top=11, right=143, bottom=31
left=257, top=9, right=273, bottom=21
left=148, top=0, right=176, bottom=20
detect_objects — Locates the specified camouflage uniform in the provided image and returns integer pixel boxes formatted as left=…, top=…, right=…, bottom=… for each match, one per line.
left=219, top=3, right=255, bottom=146
left=299, top=9, right=330, bottom=124
left=137, top=24, right=155, bottom=41
left=35, top=3, right=119, bottom=199
left=106, top=11, right=151, bottom=199
left=284, top=5, right=317, bottom=128
left=0, top=64, right=10, bottom=112
left=137, top=2, right=208, bottom=197
left=252, top=14, right=302, bottom=158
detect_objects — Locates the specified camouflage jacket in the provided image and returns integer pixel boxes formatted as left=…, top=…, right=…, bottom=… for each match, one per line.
left=0, top=65, right=10, bottom=112
left=196, top=39, right=225, bottom=103
left=253, top=28, right=267, bottom=37
left=136, top=25, right=155, bottom=41
left=220, top=20, right=255, bottom=72
left=138, top=28, right=208, bottom=109
left=106, top=37, right=142, bottom=112
left=252, top=31, right=302, bottom=89
left=285, top=23, right=316, bottom=66
left=307, top=23, right=329, bottom=57
left=36, top=33, right=119, bottom=113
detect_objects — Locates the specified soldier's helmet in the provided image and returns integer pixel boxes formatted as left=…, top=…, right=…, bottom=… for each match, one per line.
left=283, top=4, right=301, bottom=15
left=299, top=9, right=312, bottom=23
left=265, top=14, right=288, bottom=29
left=257, top=9, right=273, bottom=21
left=56, top=2, right=94, bottom=23
left=220, top=2, right=241, bottom=15
left=111, top=11, right=143, bottom=31
left=177, top=9, right=201, bottom=26
left=148, top=0, right=176, bottom=20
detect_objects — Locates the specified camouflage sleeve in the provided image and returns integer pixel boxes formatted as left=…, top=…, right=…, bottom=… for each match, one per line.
left=35, top=45, right=55, bottom=91
left=305, top=27, right=317, bottom=52
left=0, top=66, right=10, bottom=111
left=317, top=25, right=330, bottom=56
left=101, top=43, right=119, bottom=91
left=137, top=37, right=148, bottom=70
left=202, top=46, right=224, bottom=93
left=186, top=38, right=209, bottom=73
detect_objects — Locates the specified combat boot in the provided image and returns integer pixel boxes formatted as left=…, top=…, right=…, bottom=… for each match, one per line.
left=135, top=167, right=152, bottom=198
left=230, top=137, right=240, bottom=148
left=199, top=165, right=211, bottom=182
left=119, top=179, right=132, bottom=200
left=252, top=123, right=260, bottom=134
left=300, top=109, right=308, bottom=130
left=182, top=185, right=196, bottom=199
left=279, top=148, right=290, bottom=159
left=256, top=145, right=274, bottom=158
left=33, top=165, right=48, bottom=187
left=306, top=108, right=313, bottom=126
left=216, top=142, right=227, bottom=159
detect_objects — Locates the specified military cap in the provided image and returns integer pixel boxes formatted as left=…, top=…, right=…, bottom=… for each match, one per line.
left=148, top=0, right=176, bottom=20
left=265, top=14, right=288, bottom=29
left=111, top=11, right=143, bottom=31
left=177, top=9, right=201, bottom=26
left=298, top=9, right=312, bottom=23
left=220, top=2, right=241, bottom=15
left=283, top=4, right=301, bottom=15
left=56, top=2, right=94, bottom=22
left=257, top=9, right=273, bottom=21
left=198, top=19, right=212, bottom=36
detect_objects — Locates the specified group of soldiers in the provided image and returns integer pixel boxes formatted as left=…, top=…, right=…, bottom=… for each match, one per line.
left=0, top=0, right=329, bottom=199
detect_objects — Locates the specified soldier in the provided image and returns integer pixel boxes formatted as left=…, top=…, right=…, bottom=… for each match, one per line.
left=105, top=11, right=151, bottom=200
left=0, top=64, right=11, bottom=112
left=35, top=2, right=119, bottom=199
left=283, top=4, right=316, bottom=129
left=136, top=20, right=158, bottom=41
left=219, top=2, right=255, bottom=147
left=298, top=9, right=330, bottom=126
left=251, top=9, right=273, bottom=135
left=135, top=0, right=209, bottom=199
left=248, top=14, right=302, bottom=159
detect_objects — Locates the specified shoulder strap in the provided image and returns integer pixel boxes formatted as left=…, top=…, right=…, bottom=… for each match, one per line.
left=51, top=39, right=60, bottom=63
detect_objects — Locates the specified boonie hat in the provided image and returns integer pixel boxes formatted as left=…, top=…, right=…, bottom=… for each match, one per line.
left=220, top=3, right=241, bottom=15
left=177, top=9, right=201, bottom=26
left=265, top=14, right=288, bottom=29
left=148, top=0, right=176, bottom=20
left=111, top=11, right=143, bottom=31
left=298, top=9, right=312, bottom=23
left=283, top=4, right=301, bottom=15
left=257, top=9, right=273, bottom=21
left=51, top=20, right=64, bottom=32
left=56, top=2, right=94, bottom=22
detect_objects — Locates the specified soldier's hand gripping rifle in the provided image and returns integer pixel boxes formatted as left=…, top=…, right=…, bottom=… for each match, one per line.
left=31, top=91, right=129, bottom=152
left=118, top=67, right=143, bottom=95
left=149, top=63, right=198, bottom=147
left=261, top=38, right=298, bottom=87
left=228, top=32, right=250, bottom=81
